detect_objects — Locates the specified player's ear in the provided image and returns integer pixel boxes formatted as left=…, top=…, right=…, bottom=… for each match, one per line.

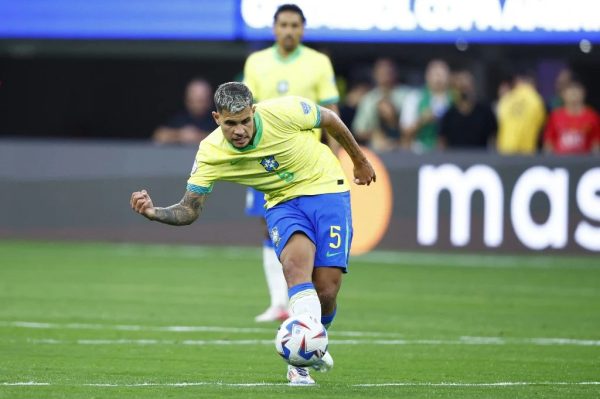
left=252, top=105, right=257, bottom=113
left=212, top=111, right=220, bottom=126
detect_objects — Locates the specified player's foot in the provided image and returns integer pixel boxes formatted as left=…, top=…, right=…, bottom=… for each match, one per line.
left=287, top=365, right=315, bottom=385
left=254, top=306, right=289, bottom=323
left=311, top=351, right=334, bottom=372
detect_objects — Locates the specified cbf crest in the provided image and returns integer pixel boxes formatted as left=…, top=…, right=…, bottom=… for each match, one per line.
left=270, top=226, right=281, bottom=247
left=276, top=80, right=289, bottom=95
left=260, top=155, right=279, bottom=172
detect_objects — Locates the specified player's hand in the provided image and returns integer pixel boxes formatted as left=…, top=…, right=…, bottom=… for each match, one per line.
left=353, top=158, right=376, bottom=186
left=130, top=189, right=156, bottom=220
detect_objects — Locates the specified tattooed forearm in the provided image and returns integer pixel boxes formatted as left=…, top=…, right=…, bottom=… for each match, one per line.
left=151, top=191, right=205, bottom=226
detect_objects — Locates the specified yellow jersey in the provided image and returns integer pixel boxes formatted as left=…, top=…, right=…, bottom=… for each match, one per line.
left=243, top=44, right=339, bottom=106
left=497, top=83, right=546, bottom=154
left=187, top=96, right=349, bottom=208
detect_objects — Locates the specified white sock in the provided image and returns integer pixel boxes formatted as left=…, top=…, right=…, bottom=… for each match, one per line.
left=288, top=282, right=322, bottom=321
left=263, top=244, right=288, bottom=309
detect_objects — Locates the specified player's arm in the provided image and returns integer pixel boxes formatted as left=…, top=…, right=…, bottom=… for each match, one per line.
left=319, top=106, right=376, bottom=186
left=321, top=103, right=341, bottom=155
left=130, top=189, right=207, bottom=226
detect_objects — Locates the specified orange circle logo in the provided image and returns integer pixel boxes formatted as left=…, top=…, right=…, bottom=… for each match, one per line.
left=338, top=147, right=393, bottom=255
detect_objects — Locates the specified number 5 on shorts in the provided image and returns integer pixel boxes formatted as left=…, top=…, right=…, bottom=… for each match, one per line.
left=329, top=225, right=341, bottom=249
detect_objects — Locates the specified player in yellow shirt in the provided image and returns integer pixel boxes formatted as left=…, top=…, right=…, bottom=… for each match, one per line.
left=185, top=95, right=348, bottom=206
left=243, top=19, right=339, bottom=114
left=130, top=82, right=375, bottom=385
left=243, top=4, right=341, bottom=323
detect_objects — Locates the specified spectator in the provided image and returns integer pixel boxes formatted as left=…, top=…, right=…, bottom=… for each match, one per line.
left=496, top=71, right=546, bottom=154
left=352, top=58, right=411, bottom=151
left=544, top=81, right=600, bottom=154
left=339, top=80, right=371, bottom=140
left=401, top=59, right=453, bottom=153
left=548, top=67, right=573, bottom=111
left=493, top=79, right=512, bottom=117
left=439, top=70, right=497, bottom=150
left=152, top=78, right=215, bottom=145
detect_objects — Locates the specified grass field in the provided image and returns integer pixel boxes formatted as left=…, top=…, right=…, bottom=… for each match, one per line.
left=1, top=240, right=599, bottom=398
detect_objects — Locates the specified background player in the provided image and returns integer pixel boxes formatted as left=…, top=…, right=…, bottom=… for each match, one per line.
left=130, top=82, right=375, bottom=384
left=243, top=4, right=341, bottom=322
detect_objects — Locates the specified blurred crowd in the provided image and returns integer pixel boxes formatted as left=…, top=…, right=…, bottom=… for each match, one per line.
left=343, top=58, right=600, bottom=155
left=153, top=59, right=600, bottom=156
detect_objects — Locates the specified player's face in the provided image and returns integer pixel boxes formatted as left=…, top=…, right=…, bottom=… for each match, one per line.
left=213, top=106, right=256, bottom=148
left=273, top=11, right=304, bottom=53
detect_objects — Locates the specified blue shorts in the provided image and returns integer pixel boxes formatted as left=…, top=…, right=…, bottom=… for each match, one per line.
left=265, top=192, right=353, bottom=271
left=245, top=187, right=266, bottom=217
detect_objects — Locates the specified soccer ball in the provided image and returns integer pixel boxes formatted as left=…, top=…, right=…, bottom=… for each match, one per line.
left=275, top=313, right=328, bottom=366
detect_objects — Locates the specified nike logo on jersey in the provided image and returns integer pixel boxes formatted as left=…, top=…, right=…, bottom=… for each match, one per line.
left=326, top=251, right=343, bottom=258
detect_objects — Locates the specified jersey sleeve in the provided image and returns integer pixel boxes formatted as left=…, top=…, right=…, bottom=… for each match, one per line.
left=274, top=97, right=321, bottom=131
left=315, top=55, right=339, bottom=106
left=186, top=145, right=216, bottom=194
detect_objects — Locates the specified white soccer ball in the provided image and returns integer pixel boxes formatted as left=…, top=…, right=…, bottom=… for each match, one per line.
left=275, top=313, right=328, bottom=366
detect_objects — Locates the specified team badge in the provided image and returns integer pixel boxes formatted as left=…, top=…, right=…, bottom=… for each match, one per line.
left=300, top=101, right=311, bottom=114
left=260, top=156, right=279, bottom=172
left=277, top=80, right=289, bottom=94
left=190, top=159, right=198, bottom=175
left=270, top=227, right=281, bottom=247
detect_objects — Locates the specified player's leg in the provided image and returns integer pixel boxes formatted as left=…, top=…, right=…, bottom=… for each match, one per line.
left=312, top=191, right=352, bottom=329
left=256, top=218, right=289, bottom=322
left=309, top=267, right=342, bottom=373
left=265, top=200, right=321, bottom=385
left=313, top=267, right=342, bottom=327
left=279, top=233, right=321, bottom=385
left=309, top=191, right=353, bottom=372
left=279, top=232, right=321, bottom=321
left=246, top=187, right=288, bottom=322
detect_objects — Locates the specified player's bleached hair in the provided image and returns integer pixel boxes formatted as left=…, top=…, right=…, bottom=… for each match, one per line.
left=214, top=82, right=253, bottom=113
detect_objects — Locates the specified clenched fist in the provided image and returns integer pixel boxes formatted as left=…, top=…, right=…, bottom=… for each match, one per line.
left=130, top=189, right=156, bottom=219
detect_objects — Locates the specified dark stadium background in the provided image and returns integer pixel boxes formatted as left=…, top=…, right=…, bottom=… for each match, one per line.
left=1, top=43, right=599, bottom=140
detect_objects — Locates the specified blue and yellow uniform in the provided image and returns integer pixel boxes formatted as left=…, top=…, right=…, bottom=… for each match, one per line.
left=244, top=44, right=339, bottom=110
left=243, top=44, right=339, bottom=216
left=187, top=96, right=352, bottom=268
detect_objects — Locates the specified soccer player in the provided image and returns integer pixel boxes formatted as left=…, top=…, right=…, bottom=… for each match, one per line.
left=243, top=4, right=341, bottom=322
left=130, top=82, right=375, bottom=385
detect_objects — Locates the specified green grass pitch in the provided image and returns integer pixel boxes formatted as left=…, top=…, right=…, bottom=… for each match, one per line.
left=0, top=240, right=599, bottom=398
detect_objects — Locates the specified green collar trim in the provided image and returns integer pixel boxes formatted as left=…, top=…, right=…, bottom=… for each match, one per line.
left=318, top=96, right=340, bottom=106
left=272, top=44, right=303, bottom=64
left=229, top=111, right=263, bottom=152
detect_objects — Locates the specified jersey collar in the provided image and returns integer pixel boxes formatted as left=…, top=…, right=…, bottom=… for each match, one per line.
left=229, top=111, right=263, bottom=152
left=273, top=44, right=303, bottom=64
